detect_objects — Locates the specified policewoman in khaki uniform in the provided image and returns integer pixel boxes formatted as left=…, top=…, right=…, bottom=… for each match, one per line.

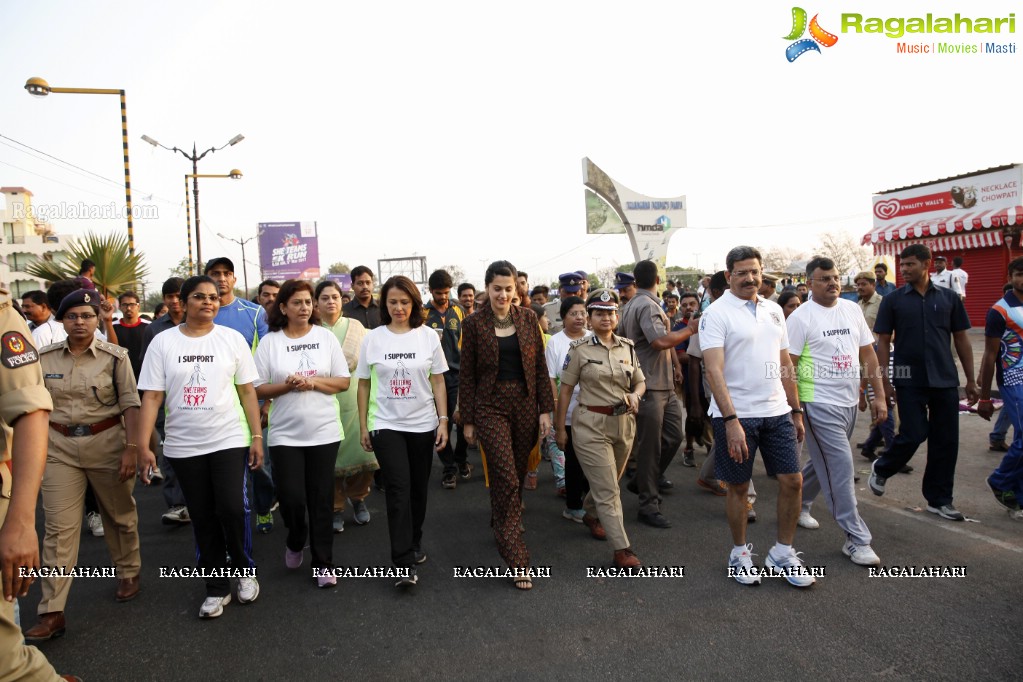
left=0, top=287, right=76, bottom=680
left=555, top=289, right=646, bottom=569
left=24, top=289, right=155, bottom=642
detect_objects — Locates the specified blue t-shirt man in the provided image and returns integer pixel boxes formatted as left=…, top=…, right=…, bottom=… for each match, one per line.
left=204, top=257, right=269, bottom=350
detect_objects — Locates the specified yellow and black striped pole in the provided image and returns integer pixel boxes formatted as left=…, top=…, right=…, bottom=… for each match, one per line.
left=23, top=78, right=136, bottom=257
left=189, top=171, right=244, bottom=276
left=119, top=90, right=135, bottom=258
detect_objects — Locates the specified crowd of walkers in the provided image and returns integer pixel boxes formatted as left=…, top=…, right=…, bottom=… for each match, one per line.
left=1, top=243, right=1016, bottom=680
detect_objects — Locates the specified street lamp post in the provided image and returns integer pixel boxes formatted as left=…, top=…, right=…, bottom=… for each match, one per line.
left=141, top=133, right=244, bottom=273
left=181, top=171, right=243, bottom=275
left=217, top=232, right=254, bottom=297
left=24, top=77, right=137, bottom=257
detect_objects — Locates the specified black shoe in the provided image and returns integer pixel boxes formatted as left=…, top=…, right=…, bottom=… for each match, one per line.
left=657, top=476, right=674, bottom=492
left=442, top=472, right=457, bottom=489
left=459, top=462, right=473, bottom=480
left=855, top=442, right=867, bottom=449
left=626, top=478, right=638, bottom=495
left=414, top=550, right=428, bottom=565
left=638, top=511, right=672, bottom=528
left=899, top=465, right=914, bottom=474
left=860, top=448, right=878, bottom=461
left=396, top=567, right=418, bottom=588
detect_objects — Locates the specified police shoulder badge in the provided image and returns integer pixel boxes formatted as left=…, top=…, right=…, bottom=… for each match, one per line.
left=1, top=331, right=39, bottom=369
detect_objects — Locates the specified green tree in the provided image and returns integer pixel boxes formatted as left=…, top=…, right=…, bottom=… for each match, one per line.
left=24, top=230, right=149, bottom=296
left=328, top=262, right=350, bottom=275
left=143, top=290, right=164, bottom=314
left=169, top=256, right=195, bottom=279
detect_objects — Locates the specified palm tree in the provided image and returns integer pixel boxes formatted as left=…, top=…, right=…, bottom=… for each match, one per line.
left=25, top=230, right=149, bottom=296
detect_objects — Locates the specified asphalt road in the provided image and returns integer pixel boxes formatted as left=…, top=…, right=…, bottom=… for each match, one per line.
left=17, top=329, right=1022, bottom=681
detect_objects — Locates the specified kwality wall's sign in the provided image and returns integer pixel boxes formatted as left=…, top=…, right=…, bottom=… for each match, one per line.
left=582, top=158, right=686, bottom=266
left=257, top=221, right=321, bottom=280
left=872, top=166, right=1021, bottom=228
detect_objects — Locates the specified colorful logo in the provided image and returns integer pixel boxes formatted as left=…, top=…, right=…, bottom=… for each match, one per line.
left=784, top=7, right=839, bottom=62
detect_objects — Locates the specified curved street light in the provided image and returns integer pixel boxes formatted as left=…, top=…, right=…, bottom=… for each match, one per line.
left=142, top=133, right=244, bottom=273
left=24, top=77, right=138, bottom=257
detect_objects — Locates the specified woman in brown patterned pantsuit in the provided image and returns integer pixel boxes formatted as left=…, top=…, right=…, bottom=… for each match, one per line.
left=459, top=261, right=554, bottom=590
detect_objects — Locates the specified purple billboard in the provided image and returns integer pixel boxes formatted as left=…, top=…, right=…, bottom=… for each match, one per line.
left=257, top=221, right=320, bottom=280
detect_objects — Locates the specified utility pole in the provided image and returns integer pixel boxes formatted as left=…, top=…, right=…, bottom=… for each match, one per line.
left=218, top=233, right=254, bottom=298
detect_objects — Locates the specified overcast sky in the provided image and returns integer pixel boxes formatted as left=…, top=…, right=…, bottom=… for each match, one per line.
left=1, top=0, right=1020, bottom=290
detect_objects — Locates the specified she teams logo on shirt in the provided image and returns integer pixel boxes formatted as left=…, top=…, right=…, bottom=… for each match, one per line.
left=183, top=361, right=208, bottom=408
left=390, top=360, right=414, bottom=398
left=295, top=350, right=316, bottom=376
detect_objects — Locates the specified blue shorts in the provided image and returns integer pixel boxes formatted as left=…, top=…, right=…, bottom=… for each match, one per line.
left=712, top=414, right=799, bottom=484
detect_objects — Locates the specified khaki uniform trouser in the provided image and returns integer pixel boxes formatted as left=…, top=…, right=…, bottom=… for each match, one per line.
left=572, top=407, right=636, bottom=551
left=333, top=470, right=375, bottom=512
left=38, top=426, right=141, bottom=615
left=0, top=465, right=62, bottom=682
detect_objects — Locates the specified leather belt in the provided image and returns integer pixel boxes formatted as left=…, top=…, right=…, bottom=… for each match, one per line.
left=49, top=416, right=121, bottom=438
left=582, top=404, right=629, bottom=416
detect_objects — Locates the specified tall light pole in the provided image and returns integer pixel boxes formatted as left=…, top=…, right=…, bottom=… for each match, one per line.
left=24, top=77, right=137, bottom=257
left=182, top=171, right=242, bottom=275
left=141, top=133, right=244, bottom=273
left=217, top=232, right=254, bottom=298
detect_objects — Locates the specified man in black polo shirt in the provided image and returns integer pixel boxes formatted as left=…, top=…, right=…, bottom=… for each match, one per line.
left=424, top=269, right=471, bottom=489
left=868, top=243, right=978, bottom=521
left=343, top=265, right=381, bottom=329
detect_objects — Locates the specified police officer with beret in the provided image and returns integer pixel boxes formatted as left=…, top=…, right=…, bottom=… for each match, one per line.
left=24, top=289, right=155, bottom=642
left=555, top=289, right=646, bottom=569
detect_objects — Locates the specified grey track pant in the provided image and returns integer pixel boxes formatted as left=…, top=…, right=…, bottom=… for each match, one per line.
left=801, top=402, right=872, bottom=547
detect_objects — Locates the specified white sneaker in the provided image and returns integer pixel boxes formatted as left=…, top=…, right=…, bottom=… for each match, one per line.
left=562, top=508, right=585, bottom=524
left=728, top=544, right=762, bottom=586
left=87, top=511, right=105, bottom=537
left=162, top=505, right=191, bottom=525
left=842, top=541, right=881, bottom=566
left=237, top=577, right=260, bottom=604
left=797, top=510, right=820, bottom=529
left=765, top=546, right=816, bottom=587
left=199, top=594, right=231, bottom=619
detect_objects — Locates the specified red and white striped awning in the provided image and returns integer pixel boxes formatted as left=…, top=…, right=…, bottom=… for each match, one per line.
left=873, top=229, right=1003, bottom=257
left=862, top=205, right=1023, bottom=245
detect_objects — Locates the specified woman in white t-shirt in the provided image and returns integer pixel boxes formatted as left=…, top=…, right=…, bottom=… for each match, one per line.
left=254, top=280, right=350, bottom=589
left=138, top=275, right=263, bottom=620
left=356, top=276, right=449, bottom=589
left=545, top=296, right=591, bottom=523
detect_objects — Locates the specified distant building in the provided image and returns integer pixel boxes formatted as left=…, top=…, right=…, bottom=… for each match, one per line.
left=0, top=187, right=71, bottom=296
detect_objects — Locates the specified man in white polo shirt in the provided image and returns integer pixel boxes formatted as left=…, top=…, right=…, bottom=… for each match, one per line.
left=787, top=256, right=887, bottom=566
left=701, top=245, right=814, bottom=587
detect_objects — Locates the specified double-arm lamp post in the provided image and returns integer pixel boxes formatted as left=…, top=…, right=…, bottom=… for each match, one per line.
left=141, top=133, right=244, bottom=274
